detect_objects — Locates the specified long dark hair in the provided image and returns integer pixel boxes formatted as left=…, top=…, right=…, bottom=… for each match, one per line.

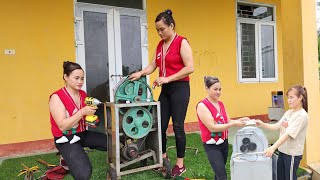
left=286, top=85, right=308, bottom=112
left=63, top=61, right=83, bottom=80
left=155, top=9, right=176, bottom=28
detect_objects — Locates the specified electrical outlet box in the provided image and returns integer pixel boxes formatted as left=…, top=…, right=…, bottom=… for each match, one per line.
left=4, top=49, right=16, bottom=55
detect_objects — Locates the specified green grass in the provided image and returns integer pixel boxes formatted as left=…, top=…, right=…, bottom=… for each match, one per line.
left=0, top=133, right=307, bottom=180
left=0, top=151, right=107, bottom=180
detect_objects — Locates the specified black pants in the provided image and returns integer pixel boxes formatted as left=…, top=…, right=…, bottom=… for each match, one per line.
left=203, top=139, right=229, bottom=180
left=277, top=151, right=302, bottom=180
left=54, top=130, right=107, bottom=180
left=159, top=81, right=190, bottom=158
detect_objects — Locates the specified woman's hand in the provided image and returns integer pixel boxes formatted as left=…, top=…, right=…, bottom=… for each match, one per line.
left=281, top=120, right=288, bottom=128
left=264, top=146, right=276, bottom=157
left=238, top=117, right=250, bottom=123
left=232, top=120, right=246, bottom=128
left=80, top=106, right=97, bottom=116
left=129, top=72, right=142, bottom=81
left=154, top=77, right=170, bottom=87
left=255, top=119, right=265, bottom=127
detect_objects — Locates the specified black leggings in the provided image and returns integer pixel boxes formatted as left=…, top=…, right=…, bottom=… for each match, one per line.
left=203, top=139, right=229, bottom=180
left=54, top=130, right=107, bottom=180
left=159, top=81, right=190, bottom=158
left=277, top=151, right=302, bottom=180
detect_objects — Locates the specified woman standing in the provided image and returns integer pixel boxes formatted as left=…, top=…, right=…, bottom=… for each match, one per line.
left=256, top=85, right=308, bottom=180
left=129, top=9, right=194, bottom=177
left=196, top=76, right=247, bottom=180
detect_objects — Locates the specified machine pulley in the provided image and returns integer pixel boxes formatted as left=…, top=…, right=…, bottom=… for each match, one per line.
left=122, top=107, right=153, bottom=139
left=114, top=77, right=153, bottom=115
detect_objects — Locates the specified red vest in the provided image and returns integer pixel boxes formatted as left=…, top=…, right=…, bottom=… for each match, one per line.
left=197, top=98, right=228, bottom=143
left=155, top=34, right=190, bottom=81
left=49, top=87, right=87, bottom=137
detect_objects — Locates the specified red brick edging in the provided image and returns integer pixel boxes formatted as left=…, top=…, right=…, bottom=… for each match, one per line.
left=0, top=114, right=269, bottom=159
left=0, top=139, right=57, bottom=159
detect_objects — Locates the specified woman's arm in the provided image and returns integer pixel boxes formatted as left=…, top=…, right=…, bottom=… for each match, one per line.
left=197, top=103, right=243, bottom=132
left=255, top=119, right=281, bottom=131
left=129, top=51, right=157, bottom=81
left=49, top=94, right=96, bottom=131
left=264, top=133, right=289, bottom=157
left=167, top=39, right=194, bottom=82
left=226, top=112, right=249, bottom=124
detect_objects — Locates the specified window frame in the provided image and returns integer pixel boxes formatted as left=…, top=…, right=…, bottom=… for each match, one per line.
left=236, top=1, right=278, bottom=83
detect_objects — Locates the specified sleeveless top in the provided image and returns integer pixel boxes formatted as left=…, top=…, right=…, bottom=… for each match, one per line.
left=49, top=87, right=86, bottom=137
left=155, top=34, right=190, bottom=81
left=197, top=98, right=228, bottom=143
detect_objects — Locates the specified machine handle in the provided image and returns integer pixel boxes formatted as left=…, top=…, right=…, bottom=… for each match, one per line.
left=232, top=151, right=266, bottom=158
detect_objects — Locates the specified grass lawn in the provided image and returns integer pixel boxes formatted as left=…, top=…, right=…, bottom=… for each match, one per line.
left=0, top=133, right=306, bottom=180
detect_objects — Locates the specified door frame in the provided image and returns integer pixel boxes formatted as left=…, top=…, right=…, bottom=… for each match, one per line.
left=74, top=2, right=148, bottom=102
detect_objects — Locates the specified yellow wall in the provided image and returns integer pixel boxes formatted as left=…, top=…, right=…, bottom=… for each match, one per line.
left=0, top=0, right=75, bottom=144
left=0, top=0, right=318, bottom=169
left=2, top=1, right=317, bottom=163
left=299, top=0, right=320, bottom=165
left=147, top=0, right=283, bottom=123
left=280, top=0, right=320, bottom=165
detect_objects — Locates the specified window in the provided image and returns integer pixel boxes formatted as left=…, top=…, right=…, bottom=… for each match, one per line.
left=237, top=2, right=277, bottom=82
left=77, top=0, right=144, bottom=10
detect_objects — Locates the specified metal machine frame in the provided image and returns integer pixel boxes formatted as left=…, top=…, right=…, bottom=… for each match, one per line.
left=104, top=101, right=166, bottom=179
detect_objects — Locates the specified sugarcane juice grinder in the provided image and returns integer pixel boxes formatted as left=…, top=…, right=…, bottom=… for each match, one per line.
left=104, top=77, right=171, bottom=179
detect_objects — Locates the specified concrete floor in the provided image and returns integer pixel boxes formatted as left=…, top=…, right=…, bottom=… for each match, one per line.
left=309, top=162, right=320, bottom=180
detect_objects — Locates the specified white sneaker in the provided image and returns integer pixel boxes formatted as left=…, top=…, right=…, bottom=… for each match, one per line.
left=55, top=136, right=69, bottom=144
left=216, top=138, right=224, bottom=145
left=206, top=138, right=217, bottom=144
left=70, top=135, right=81, bottom=144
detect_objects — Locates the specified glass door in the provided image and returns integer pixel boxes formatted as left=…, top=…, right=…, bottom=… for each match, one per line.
left=75, top=3, right=148, bottom=131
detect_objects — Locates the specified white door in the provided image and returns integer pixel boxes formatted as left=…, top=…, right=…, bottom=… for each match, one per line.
left=75, top=3, right=148, bottom=103
left=75, top=3, right=148, bottom=131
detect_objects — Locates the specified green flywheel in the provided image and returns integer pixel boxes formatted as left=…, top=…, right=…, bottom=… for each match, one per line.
left=122, top=107, right=153, bottom=139
left=114, top=76, right=154, bottom=115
